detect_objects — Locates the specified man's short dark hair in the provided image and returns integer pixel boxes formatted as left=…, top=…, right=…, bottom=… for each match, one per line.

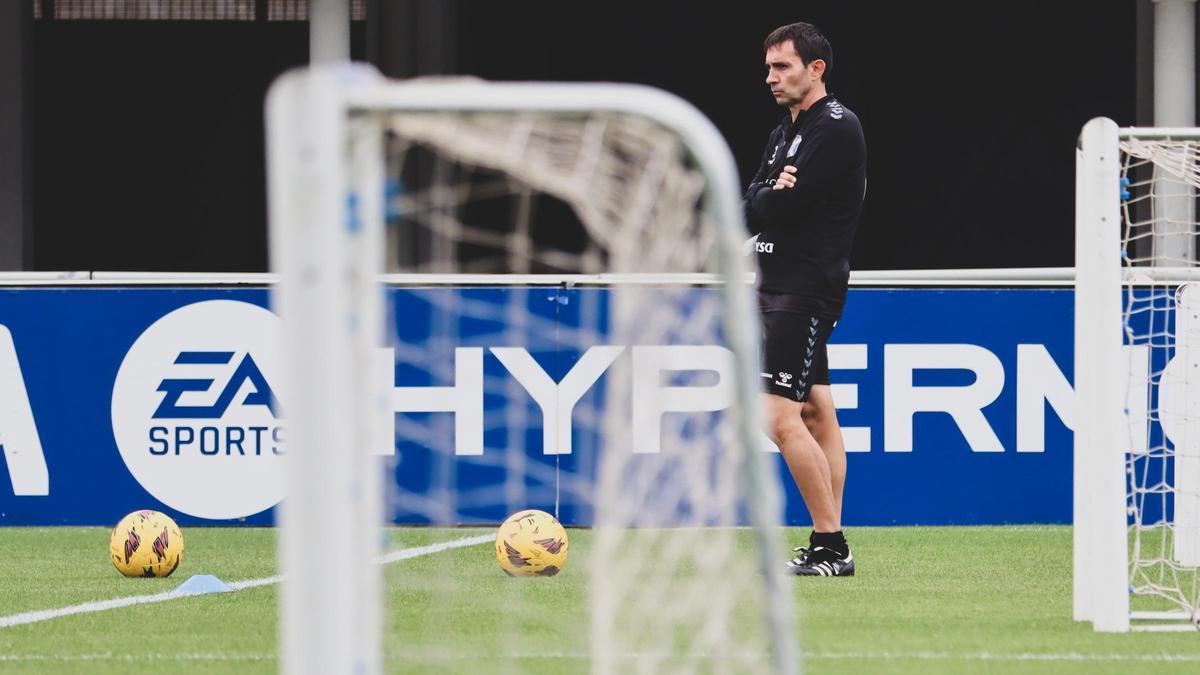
left=764, top=22, right=832, bottom=81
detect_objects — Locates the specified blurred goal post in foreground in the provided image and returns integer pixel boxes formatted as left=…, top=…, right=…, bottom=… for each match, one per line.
left=266, top=64, right=798, bottom=673
left=1075, top=117, right=1200, bottom=632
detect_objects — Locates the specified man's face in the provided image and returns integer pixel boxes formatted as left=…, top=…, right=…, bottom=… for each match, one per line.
left=765, top=41, right=812, bottom=109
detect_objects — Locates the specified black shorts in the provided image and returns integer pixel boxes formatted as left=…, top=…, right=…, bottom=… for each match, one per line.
left=759, top=297, right=837, bottom=403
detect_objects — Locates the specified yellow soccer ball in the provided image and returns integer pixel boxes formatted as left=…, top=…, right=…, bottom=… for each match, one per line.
left=109, top=510, right=185, bottom=578
left=495, top=509, right=568, bottom=577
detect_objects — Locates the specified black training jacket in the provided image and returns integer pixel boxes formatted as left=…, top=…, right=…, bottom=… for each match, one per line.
left=742, top=94, right=866, bottom=317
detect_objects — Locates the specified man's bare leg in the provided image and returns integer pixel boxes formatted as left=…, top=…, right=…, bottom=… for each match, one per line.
left=762, top=392, right=839, bottom=532
left=801, top=384, right=845, bottom=520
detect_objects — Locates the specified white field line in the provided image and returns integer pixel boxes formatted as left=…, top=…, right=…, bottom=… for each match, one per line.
left=0, top=533, right=492, bottom=629
left=1, top=650, right=1200, bottom=664
left=0, top=653, right=277, bottom=662
left=805, top=651, right=1200, bottom=662
left=379, top=651, right=1200, bottom=663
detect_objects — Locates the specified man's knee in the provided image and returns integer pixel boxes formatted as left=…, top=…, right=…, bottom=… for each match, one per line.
left=765, top=397, right=809, bottom=447
left=801, top=386, right=837, bottom=431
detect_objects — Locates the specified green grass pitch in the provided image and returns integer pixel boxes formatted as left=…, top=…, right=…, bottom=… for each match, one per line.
left=0, top=526, right=1196, bottom=674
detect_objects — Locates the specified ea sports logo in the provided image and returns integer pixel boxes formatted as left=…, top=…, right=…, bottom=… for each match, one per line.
left=112, top=300, right=285, bottom=520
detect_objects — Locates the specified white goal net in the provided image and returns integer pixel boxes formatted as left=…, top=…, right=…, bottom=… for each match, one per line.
left=268, top=66, right=798, bottom=673
left=1076, top=117, right=1200, bottom=632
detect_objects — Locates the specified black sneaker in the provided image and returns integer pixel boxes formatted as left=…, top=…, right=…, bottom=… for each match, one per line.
left=785, top=546, right=810, bottom=569
left=787, top=546, right=854, bottom=577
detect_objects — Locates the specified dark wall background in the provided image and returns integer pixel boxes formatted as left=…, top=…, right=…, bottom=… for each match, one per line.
left=33, top=19, right=365, bottom=271
left=31, top=1, right=1139, bottom=272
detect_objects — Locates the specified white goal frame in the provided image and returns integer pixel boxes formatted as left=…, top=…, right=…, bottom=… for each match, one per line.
left=266, top=64, right=795, bottom=674
left=1074, top=116, right=1200, bottom=633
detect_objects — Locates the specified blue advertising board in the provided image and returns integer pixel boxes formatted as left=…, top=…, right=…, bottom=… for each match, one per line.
left=0, top=285, right=1076, bottom=527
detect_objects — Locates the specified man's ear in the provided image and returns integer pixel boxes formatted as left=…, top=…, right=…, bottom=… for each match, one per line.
left=809, top=59, right=827, bottom=81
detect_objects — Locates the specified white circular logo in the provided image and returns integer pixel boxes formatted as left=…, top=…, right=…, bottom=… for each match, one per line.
left=112, top=300, right=284, bottom=519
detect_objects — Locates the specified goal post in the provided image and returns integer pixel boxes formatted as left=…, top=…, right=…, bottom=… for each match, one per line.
left=1073, top=117, right=1130, bottom=632
left=1075, top=116, right=1200, bottom=632
left=267, top=65, right=388, bottom=675
left=267, top=64, right=799, bottom=673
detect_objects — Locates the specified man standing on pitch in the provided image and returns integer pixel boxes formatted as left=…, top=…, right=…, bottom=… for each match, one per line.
left=743, top=22, right=866, bottom=576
